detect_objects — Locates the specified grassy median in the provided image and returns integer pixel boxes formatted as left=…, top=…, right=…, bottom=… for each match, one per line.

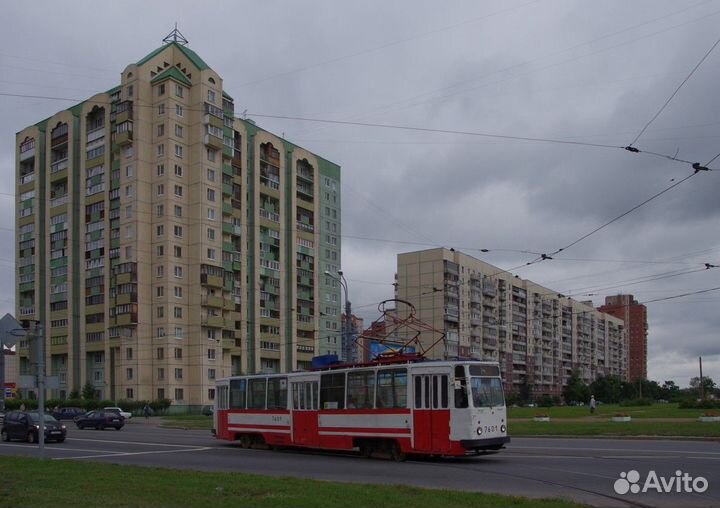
left=0, top=456, right=584, bottom=508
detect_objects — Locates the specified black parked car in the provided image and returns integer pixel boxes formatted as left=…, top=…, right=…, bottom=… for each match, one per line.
left=74, top=410, right=124, bottom=430
left=52, top=407, right=86, bottom=421
left=1, top=411, right=67, bottom=443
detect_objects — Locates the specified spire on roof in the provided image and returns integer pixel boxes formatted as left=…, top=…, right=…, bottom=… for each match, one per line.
left=163, top=23, right=189, bottom=46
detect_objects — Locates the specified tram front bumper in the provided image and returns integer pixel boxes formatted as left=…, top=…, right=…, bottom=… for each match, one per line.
left=460, top=436, right=510, bottom=450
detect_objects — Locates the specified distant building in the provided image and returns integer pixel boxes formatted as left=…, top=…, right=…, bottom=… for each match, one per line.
left=396, top=248, right=626, bottom=397
left=598, top=295, right=647, bottom=382
left=341, top=314, right=364, bottom=364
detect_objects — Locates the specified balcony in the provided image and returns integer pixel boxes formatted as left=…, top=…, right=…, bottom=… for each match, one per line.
left=20, top=172, right=35, bottom=185
left=51, top=158, right=69, bottom=174
left=50, top=195, right=69, bottom=208
left=201, top=315, right=224, bottom=328
left=260, top=175, right=280, bottom=190
left=296, top=222, right=314, bottom=233
left=20, top=147, right=35, bottom=162
left=201, top=294, right=224, bottom=308
left=259, top=208, right=279, bottom=223
left=204, top=133, right=223, bottom=150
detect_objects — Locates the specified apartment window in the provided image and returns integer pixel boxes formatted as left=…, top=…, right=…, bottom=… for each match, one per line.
left=156, top=204, right=164, bottom=217
left=207, top=189, right=215, bottom=202
left=125, top=185, right=133, bottom=197
left=127, top=85, right=133, bottom=98
left=207, top=168, right=215, bottom=181
left=174, top=306, right=182, bottom=318
left=175, top=124, right=183, bottom=138
left=174, top=164, right=182, bottom=177
left=174, top=185, right=183, bottom=197
left=208, top=89, right=216, bottom=103
left=125, top=225, right=133, bottom=239
left=157, top=306, right=164, bottom=318
left=208, top=369, right=216, bottom=380
left=126, top=165, right=133, bottom=177
left=174, top=286, right=182, bottom=298
left=158, top=103, right=165, bottom=115
left=174, top=205, right=182, bottom=217
left=157, top=144, right=164, bottom=157
left=157, top=327, right=165, bottom=337
left=157, top=124, right=165, bottom=137
left=157, top=184, right=164, bottom=196
left=156, top=265, right=164, bottom=277
left=174, top=266, right=183, bottom=278
left=175, top=327, right=183, bottom=338
left=208, top=389, right=215, bottom=400
left=174, top=388, right=184, bottom=401
left=174, top=368, right=183, bottom=380
left=207, top=148, right=216, bottom=162
left=126, top=348, right=133, bottom=360
left=208, top=348, right=216, bottom=360
left=175, top=84, right=183, bottom=98
left=125, top=205, right=132, bottom=219
left=207, top=208, right=216, bottom=221
left=174, top=246, right=182, bottom=258
left=175, top=145, right=183, bottom=158
left=174, top=225, right=182, bottom=237
left=156, top=286, right=164, bottom=297
left=157, top=244, right=165, bottom=256
left=126, top=368, right=133, bottom=380
left=207, top=248, right=216, bottom=260
left=125, top=246, right=133, bottom=259
left=174, top=347, right=182, bottom=359
left=126, top=388, right=134, bottom=399
left=157, top=164, right=165, bottom=176
left=176, top=104, right=183, bottom=117
left=207, top=228, right=215, bottom=241
left=157, top=347, right=164, bottom=360
left=158, top=388, right=165, bottom=400
left=158, top=83, right=165, bottom=96
left=157, top=368, right=165, bottom=380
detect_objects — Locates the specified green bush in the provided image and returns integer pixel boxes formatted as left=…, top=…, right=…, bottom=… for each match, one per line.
left=620, top=398, right=653, bottom=407
left=678, top=399, right=720, bottom=409
left=3, top=399, right=37, bottom=411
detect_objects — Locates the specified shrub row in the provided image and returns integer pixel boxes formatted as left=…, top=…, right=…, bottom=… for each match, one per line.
left=678, top=399, right=720, bottom=409
left=619, top=398, right=653, bottom=407
left=3, top=398, right=172, bottom=415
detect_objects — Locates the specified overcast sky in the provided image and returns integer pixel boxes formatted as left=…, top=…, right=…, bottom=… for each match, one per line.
left=1, top=1, right=719, bottom=386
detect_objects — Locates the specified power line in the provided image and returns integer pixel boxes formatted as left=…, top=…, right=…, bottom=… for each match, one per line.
left=629, top=35, right=720, bottom=147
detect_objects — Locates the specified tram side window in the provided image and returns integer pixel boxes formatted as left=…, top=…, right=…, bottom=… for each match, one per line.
left=247, top=378, right=267, bottom=409
left=320, top=372, right=345, bottom=409
left=229, top=379, right=246, bottom=409
left=376, top=369, right=407, bottom=408
left=347, top=370, right=375, bottom=408
left=267, top=377, right=288, bottom=409
left=454, top=365, right=469, bottom=409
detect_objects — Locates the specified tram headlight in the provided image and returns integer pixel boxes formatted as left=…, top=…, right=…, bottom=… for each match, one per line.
left=476, top=427, right=483, bottom=436
left=500, top=424, right=506, bottom=433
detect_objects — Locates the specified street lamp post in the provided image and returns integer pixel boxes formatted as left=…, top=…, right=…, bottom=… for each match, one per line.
left=325, top=270, right=352, bottom=363
left=21, top=319, right=45, bottom=459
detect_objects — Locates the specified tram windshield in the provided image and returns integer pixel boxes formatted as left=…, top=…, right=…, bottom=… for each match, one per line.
left=470, top=377, right=505, bottom=408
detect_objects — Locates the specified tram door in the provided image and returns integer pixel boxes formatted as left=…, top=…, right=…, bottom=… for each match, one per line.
left=413, top=373, right=450, bottom=452
left=290, top=380, right=319, bottom=447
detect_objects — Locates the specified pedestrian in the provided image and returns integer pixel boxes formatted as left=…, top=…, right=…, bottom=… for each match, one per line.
left=19, top=402, right=25, bottom=411
left=590, top=395, right=597, bottom=415
left=143, top=403, right=151, bottom=419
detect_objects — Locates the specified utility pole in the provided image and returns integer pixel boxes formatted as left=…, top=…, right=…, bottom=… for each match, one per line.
left=325, top=270, right=352, bottom=363
left=699, top=356, right=704, bottom=400
left=22, top=320, right=45, bottom=459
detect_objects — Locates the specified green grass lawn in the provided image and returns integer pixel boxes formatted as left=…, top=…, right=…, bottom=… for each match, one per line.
left=508, top=403, right=703, bottom=419
left=0, top=456, right=584, bottom=508
left=160, top=414, right=213, bottom=430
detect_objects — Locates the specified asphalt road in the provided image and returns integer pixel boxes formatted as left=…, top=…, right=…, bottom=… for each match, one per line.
left=1, top=418, right=718, bottom=508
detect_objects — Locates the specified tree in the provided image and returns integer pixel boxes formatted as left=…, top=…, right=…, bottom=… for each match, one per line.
left=689, top=376, right=716, bottom=398
left=519, top=376, right=533, bottom=404
left=660, top=380, right=680, bottom=401
left=82, top=382, right=96, bottom=400
left=590, top=375, right=624, bottom=403
left=563, top=370, right=589, bottom=404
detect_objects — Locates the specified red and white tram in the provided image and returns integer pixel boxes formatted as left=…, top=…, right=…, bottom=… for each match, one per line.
left=213, top=356, right=509, bottom=459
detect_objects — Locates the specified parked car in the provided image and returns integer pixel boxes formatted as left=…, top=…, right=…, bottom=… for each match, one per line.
left=52, top=407, right=86, bottom=421
left=201, top=405, right=214, bottom=416
left=104, top=406, right=132, bottom=419
left=74, top=410, right=124, bottom=430
left=1, top=411, right=67, bottom=443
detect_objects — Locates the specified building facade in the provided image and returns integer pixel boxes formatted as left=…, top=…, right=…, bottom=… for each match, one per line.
left=15, top=37, right=341, bottom=407
left=598, top=295, right=647, bottom=382
left=396, top=248, right=626, bottom=396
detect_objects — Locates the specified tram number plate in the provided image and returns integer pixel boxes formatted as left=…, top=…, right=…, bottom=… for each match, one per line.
left=483, top=425, right=499, bottom=433
left=271, top=415, right=283, bottom=423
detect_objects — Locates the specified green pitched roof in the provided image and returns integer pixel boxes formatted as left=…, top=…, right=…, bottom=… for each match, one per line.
left=151, top=66, right=192, bottom=87
left=136, top=41, right=209, bottom=71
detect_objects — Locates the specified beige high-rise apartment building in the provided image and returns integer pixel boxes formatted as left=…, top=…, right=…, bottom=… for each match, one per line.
left=15, top=32, right=342, bottom=408
left=396, top=248, right=626, bottom=396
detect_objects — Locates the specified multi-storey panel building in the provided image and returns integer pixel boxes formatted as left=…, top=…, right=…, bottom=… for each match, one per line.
left=396, top=248, right=626, bottom=396
left=15, top=37, right=341, bottom=407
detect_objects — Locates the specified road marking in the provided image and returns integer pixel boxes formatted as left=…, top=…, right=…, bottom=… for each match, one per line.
left=54, top=446, right=211, bottom=460
left=67, top=437, right=204, bottom=448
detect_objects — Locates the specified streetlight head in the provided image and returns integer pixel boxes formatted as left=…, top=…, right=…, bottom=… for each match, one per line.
left=337, top=270, right=343, bottom=276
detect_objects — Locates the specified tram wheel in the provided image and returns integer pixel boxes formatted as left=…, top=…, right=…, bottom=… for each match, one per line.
left=239, top=434, right=251, bottom=449
left=359, top=442, right=373, bottom=458
left=390, top=441, right=406, bottom=462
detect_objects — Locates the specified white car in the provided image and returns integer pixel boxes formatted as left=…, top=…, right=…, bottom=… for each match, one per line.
left=104, top=407, right=132, bottom=419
